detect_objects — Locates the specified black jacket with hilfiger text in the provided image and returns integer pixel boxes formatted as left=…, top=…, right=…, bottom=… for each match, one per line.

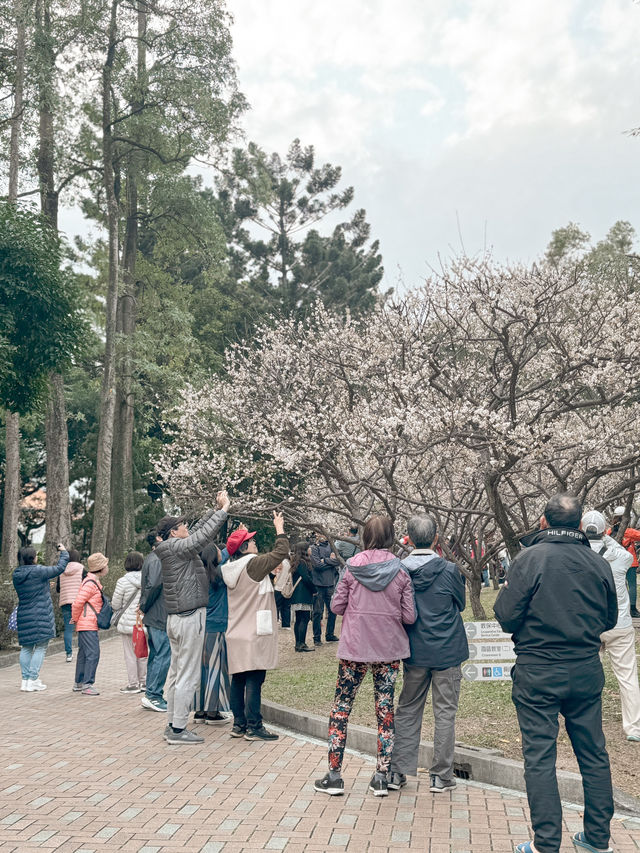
left=494, top=527, right=617, bottom=664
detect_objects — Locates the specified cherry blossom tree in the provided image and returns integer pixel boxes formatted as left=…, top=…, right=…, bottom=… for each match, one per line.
left=156, top=257, right=640, bottom=617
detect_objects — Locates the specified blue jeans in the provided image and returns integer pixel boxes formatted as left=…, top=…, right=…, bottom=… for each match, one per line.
left=60, top=603, right=74, bottom=655
left=20, top=642, right=48, bottom=680
left=145, top=625, right=171, bottom=702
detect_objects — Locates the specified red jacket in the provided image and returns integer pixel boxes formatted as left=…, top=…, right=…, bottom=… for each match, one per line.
left=71, top=574, right=103, bottom=631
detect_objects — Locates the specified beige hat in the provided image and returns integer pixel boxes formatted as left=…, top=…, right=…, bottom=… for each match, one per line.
left=87, top=552, right=109, bottom=573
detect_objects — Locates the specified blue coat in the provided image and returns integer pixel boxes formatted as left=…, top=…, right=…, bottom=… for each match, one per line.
left=401, top=551, right=469, bottom=669
left=13, top=551, right=69, bottom=647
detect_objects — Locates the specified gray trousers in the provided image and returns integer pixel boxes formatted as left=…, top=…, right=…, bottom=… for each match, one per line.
left=390, top=662, right=462, bottom=780
left=166, top=608, right=206, bottom=728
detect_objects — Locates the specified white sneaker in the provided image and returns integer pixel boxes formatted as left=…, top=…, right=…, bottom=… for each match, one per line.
left=31, top=679, right=47, bottom=691
left=24, top=680, right=36, bottom=692
left=20, top=679, right=28, bottom=691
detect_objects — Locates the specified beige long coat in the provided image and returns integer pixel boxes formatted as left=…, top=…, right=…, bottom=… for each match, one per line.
left=223, top=554, right=279, bottom=675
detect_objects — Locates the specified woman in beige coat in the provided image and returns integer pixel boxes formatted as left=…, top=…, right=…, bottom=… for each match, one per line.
left=222, top=511, right=289, bottom=742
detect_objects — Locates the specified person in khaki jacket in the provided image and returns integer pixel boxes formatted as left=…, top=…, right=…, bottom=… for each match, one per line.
left=222, top=511, right=289, bottom=741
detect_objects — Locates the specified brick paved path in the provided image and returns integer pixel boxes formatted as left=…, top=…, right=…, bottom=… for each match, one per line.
left=1, top=637, right=638, bottom=852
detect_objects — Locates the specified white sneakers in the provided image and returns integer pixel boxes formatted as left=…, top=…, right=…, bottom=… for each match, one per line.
left=20, top=679, right=47, bottom=692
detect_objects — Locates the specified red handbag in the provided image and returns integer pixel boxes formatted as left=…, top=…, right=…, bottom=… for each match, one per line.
left=132, top=611, right=149, bottom=658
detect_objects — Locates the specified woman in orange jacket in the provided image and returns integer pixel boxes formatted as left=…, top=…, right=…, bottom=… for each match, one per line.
left=71, top=553, right=109, bottom=695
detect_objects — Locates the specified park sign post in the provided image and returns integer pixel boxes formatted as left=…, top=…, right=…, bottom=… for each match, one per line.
left=462, top=622, right=515, bottom=682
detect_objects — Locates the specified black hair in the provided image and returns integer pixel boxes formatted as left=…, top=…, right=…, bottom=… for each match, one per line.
left=237, top=539, right=251, bottom=555
left=68, top=548, right=82, bottom=563
left=124, top=551, right=144, bottom=571
left=292, top=541, right=311, bottom=569
left=543, top=493, right=582, bottom=530
left=18, top=546, right=37, bottom=565
left=146, top=528, right=158, bottom=549
left=349, top=524, right=358, bottom=535
left=201, top=542, right=222, bottom=586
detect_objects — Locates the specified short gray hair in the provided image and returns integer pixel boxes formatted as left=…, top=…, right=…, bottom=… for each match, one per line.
left=407, top=514, right=437, bottom=549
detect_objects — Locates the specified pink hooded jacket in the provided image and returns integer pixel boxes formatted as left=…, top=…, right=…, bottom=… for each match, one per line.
left=331, top=549, right=416, bottom=663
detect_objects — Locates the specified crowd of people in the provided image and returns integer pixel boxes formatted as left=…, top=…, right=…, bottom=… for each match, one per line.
left=9, top=492, right=640, bottom=853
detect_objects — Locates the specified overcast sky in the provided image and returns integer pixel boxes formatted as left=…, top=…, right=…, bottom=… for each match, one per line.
left=225, top=0, right=640, bottom=291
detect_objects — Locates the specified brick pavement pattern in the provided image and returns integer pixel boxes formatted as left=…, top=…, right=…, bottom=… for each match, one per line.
left=0, top=637, right=638, bottom=852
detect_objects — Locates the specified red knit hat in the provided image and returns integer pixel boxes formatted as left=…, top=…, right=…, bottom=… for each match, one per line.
left=226, top=528, right=256, bottom=557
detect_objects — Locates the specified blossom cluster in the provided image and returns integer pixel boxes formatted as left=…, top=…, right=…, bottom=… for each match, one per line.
left=155, top=257, right=640, bottom=575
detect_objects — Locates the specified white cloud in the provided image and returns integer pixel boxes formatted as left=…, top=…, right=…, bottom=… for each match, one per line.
left=227, top=0, right=640, bottom=289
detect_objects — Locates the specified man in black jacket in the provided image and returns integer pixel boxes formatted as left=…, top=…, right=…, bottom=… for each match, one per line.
left=494, top=493, right=617, bottom=853
left=155, top=490, right=230, bottom=745
left=139, top=529, right=170, bottom=713
left=388, top=514, right=468, bottom=794
left=310, top=538, right=340, bottom=644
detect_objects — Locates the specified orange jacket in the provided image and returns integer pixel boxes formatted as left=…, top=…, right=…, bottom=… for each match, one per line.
left=71, top=574, right=103, bottom=631
left=607, top=526, right=640, bottom=568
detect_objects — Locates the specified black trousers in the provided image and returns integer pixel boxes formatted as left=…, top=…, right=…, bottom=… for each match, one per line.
left=294, top=610, right=311, bottom=647
left=75, top=630, right=100, bottom=686
left=313, top=586, right=336, bottom=640
left=512, top=658, right=613, bottom=853
left=230, top=669, right=266, bottom=731
left=274, top=591, right=291, bottom=628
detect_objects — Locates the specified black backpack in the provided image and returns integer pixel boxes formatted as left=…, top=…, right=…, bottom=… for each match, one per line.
left=85, top=579, right=113, bottom=629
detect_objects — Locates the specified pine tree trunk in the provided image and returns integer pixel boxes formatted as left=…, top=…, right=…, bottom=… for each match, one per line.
left=36, top=0, right=72, bottom=564
left=91, top=0, right=120, bottom=554
left=1, top=0, right=26, bottom=576
left=45, top=375, right=71, bottom=563
left=1, top=414, right=21, bottom=574
left=107, top=0, right=145, bottom=557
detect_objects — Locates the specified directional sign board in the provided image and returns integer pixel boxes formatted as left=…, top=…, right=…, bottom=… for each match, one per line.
left=463, top=622, right=515, bottom=682
left=467, top=642, right=516, bottom=661
left=464, top=622, right=512, bottom=640
left=462, top=663, right=514, bottom=682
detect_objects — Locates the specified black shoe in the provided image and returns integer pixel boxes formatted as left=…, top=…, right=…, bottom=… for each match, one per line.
left=194, top=711, right=206, bottom=720
left=388, top=772, right=406, bottom=790
left=230, top=725, right=246, bottom=738
left=369, top=774, right=388, bottom=797
left=325, top=635, right=339, bottom=642
left=299, top=644, right=315, bottom=652
left=314, top=638, right=322, bottom=646
left=244, top=726, right=279, bottom=741
left=314, top=772, right=344, bottom=796
left=630, top=607, right=640, bottom=618
left=204, top=713, right=231, bottom=726
left=430, top=773, right=456, bottom=793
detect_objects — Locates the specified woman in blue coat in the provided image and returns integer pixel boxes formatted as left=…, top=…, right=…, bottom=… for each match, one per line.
left=13, top=544, right=69, bottom=692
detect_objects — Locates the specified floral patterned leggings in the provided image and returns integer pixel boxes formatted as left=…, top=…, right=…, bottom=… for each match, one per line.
left=328, top=659, right=400, bottom=773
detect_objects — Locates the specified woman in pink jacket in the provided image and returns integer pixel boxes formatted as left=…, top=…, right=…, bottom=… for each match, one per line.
left=314, top=515, right=416, bottom=798
left=58, top=549, right=84, bottom=662
left=71, top=553, right=109, bottom=695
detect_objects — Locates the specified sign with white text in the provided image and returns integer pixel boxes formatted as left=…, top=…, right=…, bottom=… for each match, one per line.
left=463, top=622, right=515, bottom=681
left=467, top=642, right=516, bottom=661
left=464, top=621, right=512, bottom=640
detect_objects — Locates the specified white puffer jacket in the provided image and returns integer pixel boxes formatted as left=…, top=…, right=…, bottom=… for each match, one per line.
left=111, top=571, right=142, bottom=635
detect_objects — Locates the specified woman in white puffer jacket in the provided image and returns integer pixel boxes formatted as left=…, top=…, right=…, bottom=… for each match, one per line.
left=112, top=552, right=148, bottom=694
